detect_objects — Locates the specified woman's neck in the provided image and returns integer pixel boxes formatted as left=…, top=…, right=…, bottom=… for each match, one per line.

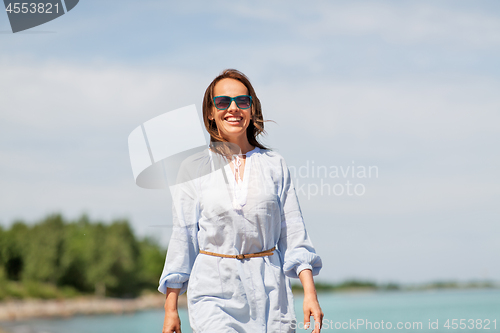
left=226, top=136, right=255, bottom=155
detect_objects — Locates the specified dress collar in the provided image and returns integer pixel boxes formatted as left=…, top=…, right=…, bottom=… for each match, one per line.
left=207, top=144, right=260, bottom=157
left=241, top=146, right=260, bottom=157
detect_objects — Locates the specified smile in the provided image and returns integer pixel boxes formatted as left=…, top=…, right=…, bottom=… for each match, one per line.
left=224, top=116, right=243, bottom=123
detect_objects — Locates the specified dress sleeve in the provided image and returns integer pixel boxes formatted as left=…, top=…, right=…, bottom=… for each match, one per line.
left=158, top=176, right=200, bottom=296
left=277, top=156, right=322, bottom=279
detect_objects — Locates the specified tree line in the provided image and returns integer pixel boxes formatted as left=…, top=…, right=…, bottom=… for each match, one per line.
left=0, top=214, right=166, bottom=299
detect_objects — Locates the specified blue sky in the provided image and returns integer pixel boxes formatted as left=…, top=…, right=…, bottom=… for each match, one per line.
left=1, top=0, right=499, bottom=284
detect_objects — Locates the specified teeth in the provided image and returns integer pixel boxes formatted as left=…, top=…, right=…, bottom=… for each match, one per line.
left=226, top=117, right=242, bottom=121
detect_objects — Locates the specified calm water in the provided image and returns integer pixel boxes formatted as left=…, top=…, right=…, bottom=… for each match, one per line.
left=1, top=289, right=498, bottom=333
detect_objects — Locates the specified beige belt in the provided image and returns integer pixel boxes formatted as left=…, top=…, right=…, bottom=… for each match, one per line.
left=200, top=247, right=276, bottom=260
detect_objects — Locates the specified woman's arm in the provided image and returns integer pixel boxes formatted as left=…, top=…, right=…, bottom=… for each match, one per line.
left=299, top=269, right=324, bottom=333
left=274, top=153, right=323, bottom=330
left=162, top=287, right=182, bottom=333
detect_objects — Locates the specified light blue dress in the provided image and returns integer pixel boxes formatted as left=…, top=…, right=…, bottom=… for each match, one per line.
left=158, top=146, right=322, bottom=333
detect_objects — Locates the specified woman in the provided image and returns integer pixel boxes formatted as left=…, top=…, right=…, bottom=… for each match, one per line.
left=159, top=69, right=323, bottom=333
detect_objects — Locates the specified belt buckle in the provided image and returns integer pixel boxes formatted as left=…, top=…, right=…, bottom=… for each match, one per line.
left=236, top=254, right=245, bottom=260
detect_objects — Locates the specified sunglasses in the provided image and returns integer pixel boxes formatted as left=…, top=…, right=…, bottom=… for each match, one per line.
left=213, top=95, right=252, bottom=110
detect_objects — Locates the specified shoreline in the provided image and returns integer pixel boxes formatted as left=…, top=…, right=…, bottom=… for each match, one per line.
left=1, top=287, right=496, bottom=323
left=0, top=293, right=187, bottom=322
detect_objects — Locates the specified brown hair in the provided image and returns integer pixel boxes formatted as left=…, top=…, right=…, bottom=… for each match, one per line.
left=202, top=69, right=270, bottom=152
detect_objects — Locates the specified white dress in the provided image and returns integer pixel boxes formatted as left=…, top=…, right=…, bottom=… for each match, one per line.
left=158, top=146, right=322, bottom=333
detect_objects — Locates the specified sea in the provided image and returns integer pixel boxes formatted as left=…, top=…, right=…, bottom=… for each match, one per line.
left=1, top=289, right=498, bottom=333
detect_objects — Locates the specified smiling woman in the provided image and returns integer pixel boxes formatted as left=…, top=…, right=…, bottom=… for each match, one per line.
left=158, top=69, right=324, bottom=333
left=202, top=69, right=267, bottom=156
left=209, top=79, right=254, bottom=154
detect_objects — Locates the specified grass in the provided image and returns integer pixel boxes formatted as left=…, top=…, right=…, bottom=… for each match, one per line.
left=0, top=280, right=81, bottom=301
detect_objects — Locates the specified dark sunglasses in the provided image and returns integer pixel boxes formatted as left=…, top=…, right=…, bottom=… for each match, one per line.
left=213, top=95, right=252, bottom=110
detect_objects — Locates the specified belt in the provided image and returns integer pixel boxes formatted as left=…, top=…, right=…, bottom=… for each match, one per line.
left=199, top=246, right=276, bottom=260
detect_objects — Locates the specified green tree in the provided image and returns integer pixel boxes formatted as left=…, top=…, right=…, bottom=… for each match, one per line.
left=3, top=221, right=29, bottom=281
left=58, top=215, right=94, bottom=292
left=0, top=225, right=5, bottom=281
left=85, top=220, right=140, bottom=297
left=137, top=237, right=166, bottom=290
left=1, top=214, right=166, bottom=298
left=22, top=214, right=65, bottom=284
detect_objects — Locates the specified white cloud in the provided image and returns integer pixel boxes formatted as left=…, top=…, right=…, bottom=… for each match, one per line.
left=166, top=1, right=500, bottom=49
left=261, top=76, right=500, bottom=144
left=0, top=59, right=206, bottom=133
left=286, top=2, right=500, bottom=48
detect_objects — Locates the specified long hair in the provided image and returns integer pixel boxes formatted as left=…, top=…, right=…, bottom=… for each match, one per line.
left=202, top=69, right=269, bottom=154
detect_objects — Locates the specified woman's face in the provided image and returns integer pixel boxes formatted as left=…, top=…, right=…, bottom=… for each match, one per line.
left=210, top=78, right=252, bottom=143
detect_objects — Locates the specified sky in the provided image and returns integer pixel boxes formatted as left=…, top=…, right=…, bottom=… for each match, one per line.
left=1, top=0, right=499, bottom=284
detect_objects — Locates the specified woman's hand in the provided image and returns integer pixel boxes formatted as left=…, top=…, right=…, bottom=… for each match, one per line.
left=303, top=292, right=324, bottom=332
left=162, top=288, right=182, bottom=333
left=299, top=269, right=324, bottom=332
left=163, top=309, right=182, bottom=333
